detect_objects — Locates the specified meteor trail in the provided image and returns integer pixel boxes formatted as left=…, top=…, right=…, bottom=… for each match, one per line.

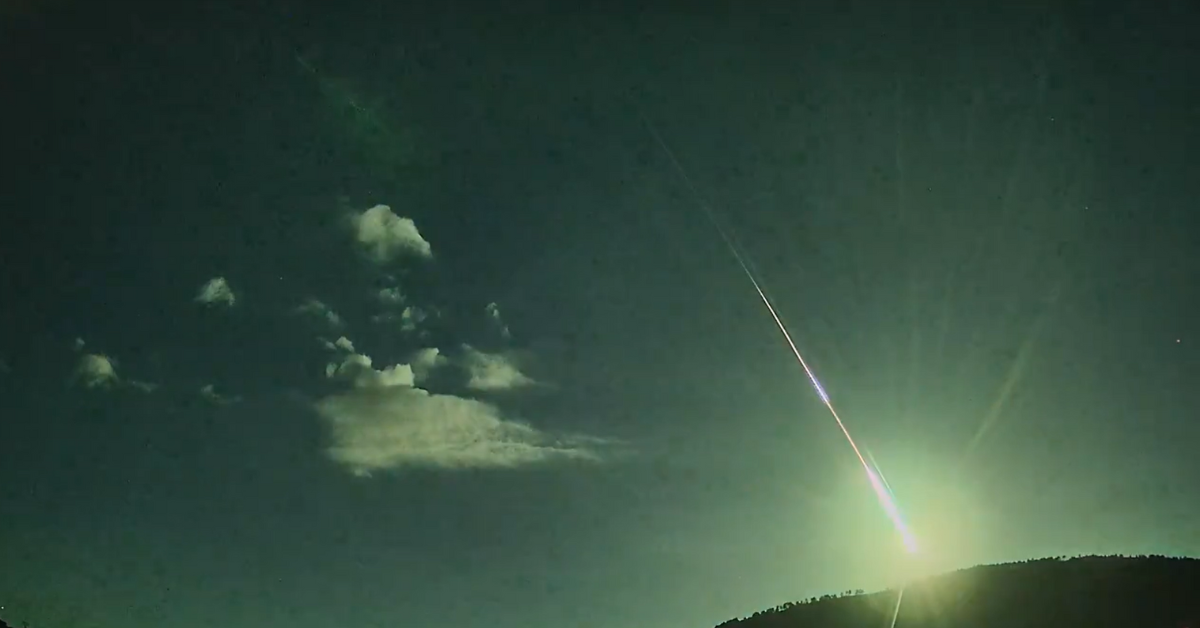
left=641, top=114, right=919, bottom=554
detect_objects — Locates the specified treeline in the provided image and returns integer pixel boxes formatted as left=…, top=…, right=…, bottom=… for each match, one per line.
left=715, top=554, right=1199, bottom=628
left=3, top=554, right=1196, bottom=628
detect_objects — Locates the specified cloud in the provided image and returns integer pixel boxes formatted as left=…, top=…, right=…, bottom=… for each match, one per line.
left=325, top=345, right=415, bottom=389
left=296, top=298, right=344, bottom=328
left=486, top=302, right=512, bottom=340
left=319, top=336, right=358, bottom=353
left=377, top=287, right=405, bottom=306
left=126, top=380, right=159, bottom=393
left=73, top=350, right=156, bottom=392
left=310, top=199, right=609, bottom=474
left=313, top=342, right=601, bottom=474
left=373, top=306, right=430, bottom=334
left=200, top=384, right=241, bottom=405
left=351, top=204, right=432, bottom=263
left=195, top=277, right=237, bottom=307
left=317, top=387, right=600, bottom=475
left=409, top=347, right=448, bottom=383
left=400, top=306, right=428, bottom=333
left=76, top=354, right=120, bottom=388
left=461, top=345, right=535, bottom=391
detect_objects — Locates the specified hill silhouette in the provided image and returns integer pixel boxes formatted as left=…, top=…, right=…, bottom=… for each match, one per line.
left=716, top=555, right=1199, bottom=628
left=1, top=555, right=1196, bottom=628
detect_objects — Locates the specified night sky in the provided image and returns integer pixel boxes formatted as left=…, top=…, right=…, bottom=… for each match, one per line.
left=2, top=1, right=1198, bottom=627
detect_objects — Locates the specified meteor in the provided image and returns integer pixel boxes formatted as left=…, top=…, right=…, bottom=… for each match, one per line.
left=642, top=114, right=919, bottom=554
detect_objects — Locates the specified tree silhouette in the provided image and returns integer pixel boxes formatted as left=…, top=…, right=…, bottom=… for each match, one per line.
left=713, top=555, right=1200, bottom=628
left=2, top=555, right=1198, bottom=627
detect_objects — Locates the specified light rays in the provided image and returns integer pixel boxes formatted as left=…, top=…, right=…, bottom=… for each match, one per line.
left=641, top=113, right=919, bottom=554
left=888, top=586, right=906, bottom=628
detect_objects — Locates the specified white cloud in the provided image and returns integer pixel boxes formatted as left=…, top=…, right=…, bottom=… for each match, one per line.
left=315, top=358, right=599, bottom=475
left=400, top=306, right=428, bottom=333
left=410, top=347, right=448, bottom=383
left=318, top=388, right=600, bottom=475
left=372, top=306, right=431, bottom=334
left=485, top=302, right=512, bottom=340
left=319, top=336, right=357, bottom=352
left=75, top=354, right=120, bottom=389
left=296, top=298, right=344, bottom=328
left=325, top=350, right=370, bottom=378
left=195, top=277, right=236, bottom=307
left=325, top=347, right=415, bottom=389
left=312, top=201, right=607, bottom=474
left=366, top=363, right=415, bottom=388
left=314, top=341, right=601, bottom=474
left=73, top=349, right=156, bottom=393
left=462, top=345, right=535, bottom=391
left=377, top=287, right=405, bottom=305
left=351, top=204, right=432, bottom=263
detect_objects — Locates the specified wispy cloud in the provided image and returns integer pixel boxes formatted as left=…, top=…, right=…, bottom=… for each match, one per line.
left=318, top=387, right=601, bottom=475
left=195, top=277, right=237, bottom=307
left=486, top=302, right=512, bottom=340
left=296, top=298, right=344, bottom=328
left=200, top=384, right=241, bottom=405
left=461, top=345, right=535, bottom=391
left=351, top=204, right=432, bottom=263
left=314, top=344, right=601, bottom=475
left=127, top=380, right=159, bottom=393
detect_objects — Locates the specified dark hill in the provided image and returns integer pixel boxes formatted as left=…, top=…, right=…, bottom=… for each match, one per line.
left=716, top=555, right=1199, bottom=628
left=1, top=555, right=1195, bottom=628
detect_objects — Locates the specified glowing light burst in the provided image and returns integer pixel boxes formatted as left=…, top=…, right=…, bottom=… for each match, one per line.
left=642, top=114, right=919, bottom=554
left=737, top=265, right=919, bottom=555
